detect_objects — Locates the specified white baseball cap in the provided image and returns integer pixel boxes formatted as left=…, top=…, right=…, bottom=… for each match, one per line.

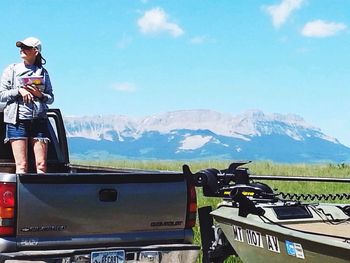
left=16, top=37, right=42, bottom=52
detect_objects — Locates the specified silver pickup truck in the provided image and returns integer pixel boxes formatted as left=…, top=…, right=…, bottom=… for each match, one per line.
left=0, top=109, right=199, bottom=263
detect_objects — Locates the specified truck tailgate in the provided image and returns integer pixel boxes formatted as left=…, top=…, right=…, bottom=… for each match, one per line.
left=16, top=173, right=187, bottom=238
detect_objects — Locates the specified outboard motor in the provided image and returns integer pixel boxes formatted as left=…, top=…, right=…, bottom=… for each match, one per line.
left=187, top=162, right=277, bottom=202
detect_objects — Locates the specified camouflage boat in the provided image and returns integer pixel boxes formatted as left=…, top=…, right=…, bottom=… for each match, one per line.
left=186, top=162, right=350, bottom=263
left=211, top=201, right=350, bottom=263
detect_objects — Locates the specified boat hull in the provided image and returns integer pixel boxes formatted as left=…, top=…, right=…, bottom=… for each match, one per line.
left=211, top=205, right=350, bottom=263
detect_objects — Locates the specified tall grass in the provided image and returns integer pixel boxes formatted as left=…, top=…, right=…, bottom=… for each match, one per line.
left=72, top=159, right=233, bottom=172
left=72, top=160, right=350, bottom=263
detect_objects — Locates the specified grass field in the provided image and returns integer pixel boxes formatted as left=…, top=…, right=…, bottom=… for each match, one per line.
left=72, top=159, right=350, bottom=263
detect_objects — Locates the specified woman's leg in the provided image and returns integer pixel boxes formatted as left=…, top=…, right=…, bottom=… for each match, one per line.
left=31, top=139, right=48, bottom=173
left=10, top=139, right=28, bottom=173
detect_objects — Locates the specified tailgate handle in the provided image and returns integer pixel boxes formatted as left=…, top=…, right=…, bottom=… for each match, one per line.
left=99, top=189, right=118, bottom=202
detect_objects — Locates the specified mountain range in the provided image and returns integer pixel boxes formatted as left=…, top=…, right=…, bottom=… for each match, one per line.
left=64, top=109, right=350, bottom=163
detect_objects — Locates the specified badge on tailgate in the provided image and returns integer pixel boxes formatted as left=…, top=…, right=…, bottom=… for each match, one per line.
left=91, top=250, right=125, bottom=263
left=20, top=225, right=66, bottom=232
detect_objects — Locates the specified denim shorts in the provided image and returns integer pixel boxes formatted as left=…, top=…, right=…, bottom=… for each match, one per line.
left=5, top=119, right=50, bottom=143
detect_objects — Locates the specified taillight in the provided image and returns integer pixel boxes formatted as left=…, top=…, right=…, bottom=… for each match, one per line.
left=0, top=183, right=16, bottom=236
left=186, top=183, right=197, bottom=228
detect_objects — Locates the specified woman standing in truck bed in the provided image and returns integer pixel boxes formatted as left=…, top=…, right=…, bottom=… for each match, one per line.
left=0, top=37, right=54, bottom=173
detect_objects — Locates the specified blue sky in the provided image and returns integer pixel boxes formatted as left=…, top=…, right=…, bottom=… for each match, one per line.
left=1, top=0, right=350, bottom=145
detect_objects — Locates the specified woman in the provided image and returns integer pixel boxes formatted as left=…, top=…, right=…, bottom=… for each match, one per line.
left=0, top=37, right=54, bottom=173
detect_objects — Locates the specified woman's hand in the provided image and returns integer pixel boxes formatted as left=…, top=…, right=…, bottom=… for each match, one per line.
left=24, top=84, right=43, bottom=98
left=19, top=87, right=34, bottom=104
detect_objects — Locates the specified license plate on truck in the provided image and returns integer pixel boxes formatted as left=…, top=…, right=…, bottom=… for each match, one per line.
left=91, top=250, right=125, bottom=263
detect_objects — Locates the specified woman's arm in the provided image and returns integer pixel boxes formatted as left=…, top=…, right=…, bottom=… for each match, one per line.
left=0, top=64, right=20, bottom=103
left=39, top=69, right=54, bottom=104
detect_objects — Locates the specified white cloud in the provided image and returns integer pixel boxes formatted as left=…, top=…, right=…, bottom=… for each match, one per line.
left=116, top=35, right=133, bottom=49
left=189, top=36, right=209, bottom=44
left=264, top=0, right=304, bottom=28
left=189, top=35, right=216, bottom=45
left=112, top=82, right=136, bottom=92
left=190, top=36, right=205, bottom=44
left=137, top=7, right=184, bottom=37
left=190, top=36, right=206, bottom=44
left=301, top=20, right=347, bottom=37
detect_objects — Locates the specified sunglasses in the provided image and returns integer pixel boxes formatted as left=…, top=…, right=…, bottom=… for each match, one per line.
left=20, top=45, right=34, bottom=51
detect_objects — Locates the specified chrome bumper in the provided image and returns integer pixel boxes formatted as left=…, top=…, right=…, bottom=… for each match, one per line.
left=1, top=244, right=200, bottom=263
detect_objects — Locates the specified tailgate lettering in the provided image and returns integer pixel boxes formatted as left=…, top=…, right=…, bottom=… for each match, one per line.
left=150, top=221, right=183, bottom=227
left=21, top=225, right=66, bottom=232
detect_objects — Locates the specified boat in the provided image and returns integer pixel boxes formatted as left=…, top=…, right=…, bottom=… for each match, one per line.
left=185, top=162, right=350, bottom=263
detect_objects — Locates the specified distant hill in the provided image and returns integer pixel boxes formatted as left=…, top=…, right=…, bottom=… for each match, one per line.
left=64, top=109, right=350, bottom=163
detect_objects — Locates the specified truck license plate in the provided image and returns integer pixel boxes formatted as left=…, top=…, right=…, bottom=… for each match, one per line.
left=91, top=250, right=125, bottom=263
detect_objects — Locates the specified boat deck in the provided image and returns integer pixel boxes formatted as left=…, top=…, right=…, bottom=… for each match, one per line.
left=286, top=221, right=350, bottom=239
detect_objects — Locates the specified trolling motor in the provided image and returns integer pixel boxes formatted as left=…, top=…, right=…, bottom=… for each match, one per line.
left=185, top=161, right=277, bottom=204
left=184, top=162, right=275, bottom=263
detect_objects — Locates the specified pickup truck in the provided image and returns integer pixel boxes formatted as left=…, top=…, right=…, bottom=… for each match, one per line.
left=0, top=108, right=199, bottom=263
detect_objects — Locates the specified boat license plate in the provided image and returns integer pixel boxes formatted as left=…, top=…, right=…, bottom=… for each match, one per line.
left=91, top=250, right=125, bottom=263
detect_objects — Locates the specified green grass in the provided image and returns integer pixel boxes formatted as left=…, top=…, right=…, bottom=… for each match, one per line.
left=72, top=160, right=350, bottom=263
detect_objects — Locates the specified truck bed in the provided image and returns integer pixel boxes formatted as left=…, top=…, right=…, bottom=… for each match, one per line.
left=0, top=109, right=199, bottom=262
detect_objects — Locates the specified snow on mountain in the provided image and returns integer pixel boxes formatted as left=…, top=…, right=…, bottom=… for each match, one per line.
left=231, top=110, right=338, bottom=143
left=65, top=109, right=350, bottom=162
left=64, top=115, right=138, bottom=141
left=63, top=109, right=339, bottom=144
left=178, top=135, right=213, bottom=150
